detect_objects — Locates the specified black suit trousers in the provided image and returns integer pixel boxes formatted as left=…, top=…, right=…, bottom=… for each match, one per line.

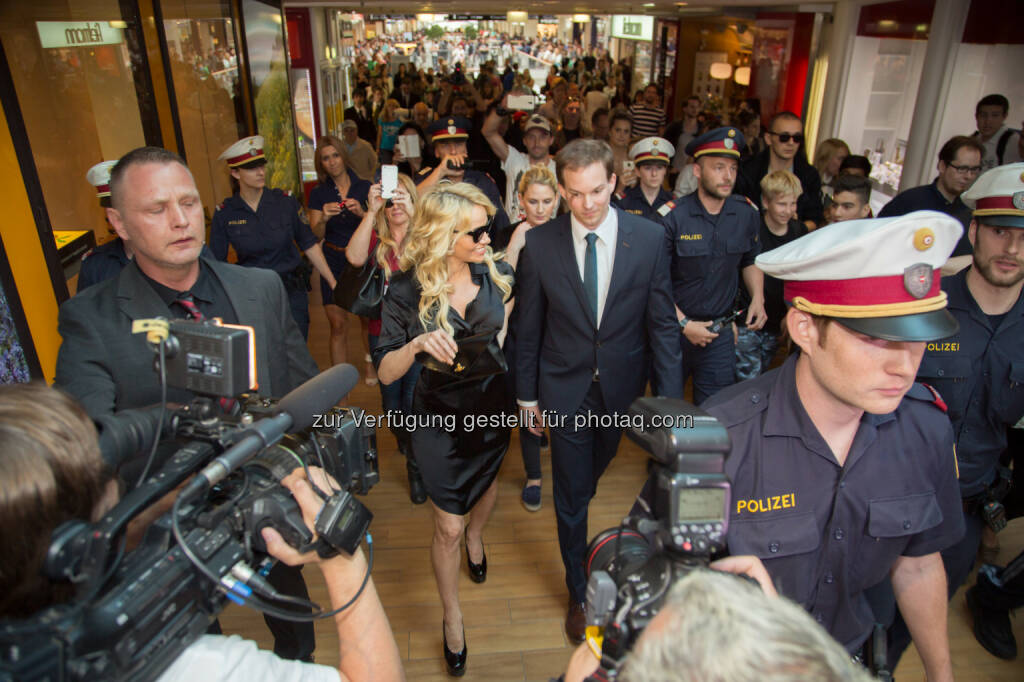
left=549, top=380, right=624, bottom=603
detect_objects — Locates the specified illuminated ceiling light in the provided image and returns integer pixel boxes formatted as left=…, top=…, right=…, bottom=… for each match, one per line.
left=878, top=19, right=897, bottom=28
left=507, top=11, right=528, bottom=23
left=108, top=20, right=127, bottom=29
left=643, top=2, right=656, bottom=6
left=733, top=66, right=750, bottom=86
left=709, top=62, right=733, bottom=79
left=675, top=2, right=688, bottom=5
left=573, top=14, right=591, bottom=22
left=916, top=23, right=929, bottom=32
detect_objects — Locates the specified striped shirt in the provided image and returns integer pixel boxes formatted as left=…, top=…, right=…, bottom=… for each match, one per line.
left=628, top=104, right=666, bottom=137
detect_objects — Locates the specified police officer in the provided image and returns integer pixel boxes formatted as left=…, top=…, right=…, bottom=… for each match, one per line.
left=884, top=165, right=1024, bottom=663
left=416, top=116, right=511, bottom=242
left=658, top=127, right=767, bottom=404
left=211, top=136, right=336, bottom=340
left=658, top=212, right=965, bottom=681
left=78, top=160, right=133, bottom=291
left=614, top=136, right=675, bottom=222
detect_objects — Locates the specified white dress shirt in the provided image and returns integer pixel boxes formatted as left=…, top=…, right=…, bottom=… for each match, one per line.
left=570, top=208, right=618, bottom=327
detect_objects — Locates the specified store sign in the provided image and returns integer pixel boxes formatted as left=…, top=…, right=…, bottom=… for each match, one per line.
left=36, top=21, right=124, bottom=49
left=610, top=15, right=654, bottom=42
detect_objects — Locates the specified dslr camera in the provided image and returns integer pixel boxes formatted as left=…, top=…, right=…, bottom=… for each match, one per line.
left=584, top=397, right=731, bottom=669
left=0, top=319, right=378, bottom=681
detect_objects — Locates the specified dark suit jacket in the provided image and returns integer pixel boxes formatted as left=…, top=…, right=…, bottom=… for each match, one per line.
left=344, top=105, right=377, bottom=144
left=736, top=148, right=825, bottom=227
left=55, top=259, right=320, bottom=418
left=515, top=209, right=683, bottom=419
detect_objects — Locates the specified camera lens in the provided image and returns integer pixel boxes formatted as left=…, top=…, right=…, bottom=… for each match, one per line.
left=585, top=528, right=651, bottom=580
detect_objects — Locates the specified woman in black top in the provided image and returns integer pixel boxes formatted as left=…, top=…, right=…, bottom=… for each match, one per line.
left=374, top=183, right=514, bottom=677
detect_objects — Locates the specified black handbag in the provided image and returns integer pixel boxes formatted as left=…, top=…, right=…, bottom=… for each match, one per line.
left=332, top=260, right=385, bottom=317
left=416, top=330, right=508, bottom=382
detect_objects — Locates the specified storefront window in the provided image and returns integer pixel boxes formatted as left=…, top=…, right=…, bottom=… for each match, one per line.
left=161, top=0, right=247, bottom=219
left=0, top=1, right=147, bottom=250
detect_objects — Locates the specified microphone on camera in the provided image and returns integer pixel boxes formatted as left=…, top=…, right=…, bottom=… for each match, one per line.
left=180, top=364, right=359, bottom=501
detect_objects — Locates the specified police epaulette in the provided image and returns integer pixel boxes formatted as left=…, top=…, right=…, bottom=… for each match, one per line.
left=905, top=382, right=948, bottom=412
left=657, top=201, right=675, bottom=216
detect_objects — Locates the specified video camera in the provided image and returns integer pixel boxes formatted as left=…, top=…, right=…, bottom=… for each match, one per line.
left=0, top=319, right=379, bottom=681
left=584, top=397, right=731, bottom=671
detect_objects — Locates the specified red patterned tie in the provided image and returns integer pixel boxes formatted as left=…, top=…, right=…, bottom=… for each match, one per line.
left=175, top=293, right=204, bottom=320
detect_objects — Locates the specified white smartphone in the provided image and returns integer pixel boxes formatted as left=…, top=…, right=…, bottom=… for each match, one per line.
left=622, top=160, right=635, bottom=172
left=507, top=94, right=536, bottom=111
left=398, top=134, right=420, bottom=159
left=381, top=164, right=398, bottom=199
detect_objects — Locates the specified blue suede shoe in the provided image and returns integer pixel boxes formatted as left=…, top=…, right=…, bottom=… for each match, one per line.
left=521, top=483, right=542, bottom=512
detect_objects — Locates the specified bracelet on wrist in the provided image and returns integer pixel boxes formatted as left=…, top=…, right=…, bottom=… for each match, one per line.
left=678, top=316, right=689, bottom=330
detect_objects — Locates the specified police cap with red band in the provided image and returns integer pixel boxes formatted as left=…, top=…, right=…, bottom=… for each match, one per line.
left=219, top=135, right=267, bottom=169
left=961, top=161, right=1024, bottom=229
left=86, top=160, right=118, bottom=199
left=427, top=116, right=472, bottom=143
left=755, top=210, right=963, bottom=342
left=684, top=126, right=745, bottom=160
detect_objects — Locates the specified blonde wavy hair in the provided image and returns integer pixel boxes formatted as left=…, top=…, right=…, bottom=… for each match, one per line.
left=374, top=173, right=418, bottom=279
left=399, top=183, right=513, bottom=336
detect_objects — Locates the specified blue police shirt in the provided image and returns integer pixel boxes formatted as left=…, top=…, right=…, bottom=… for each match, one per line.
left=307, top=169, right=371, bottom=247
left=658, top=192, right=760, bottom=319
left=414, top=166, right=511, bottom=240
left=210, top=188, right=317, bottom=275
left=614, top=184, right=674, bottom=223
left=916, top=267, right=1024, bottom=496
left=878, top=180, right=973, bottom=257
left=78, top=238, right=130, bottom=291
left=706, top=354, right=964, bottom=652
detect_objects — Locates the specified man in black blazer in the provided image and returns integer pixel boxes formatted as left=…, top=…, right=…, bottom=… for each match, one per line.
left=54, top=146, right=319, bottom=661
left=343, top=89, right=377, bottom=145
left=515, top=139, right=684, bottom=643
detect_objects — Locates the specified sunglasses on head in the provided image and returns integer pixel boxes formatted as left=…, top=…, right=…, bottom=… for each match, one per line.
left=462, top=214, right=494, bottom=243
left=769, top=132, right=804, bottom=143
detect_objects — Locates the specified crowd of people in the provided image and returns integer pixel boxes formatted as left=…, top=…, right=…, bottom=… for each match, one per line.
left=4, top=26, right=1024, bottom=682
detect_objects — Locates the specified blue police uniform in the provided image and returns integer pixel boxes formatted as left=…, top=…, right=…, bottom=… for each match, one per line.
left=659, top=191, right=760, bottom=403
left=614, top=184, right=674, bottom=222
left=78, top=238, right=130, bottom=291
left=917, top=268, right=1024, bottom=581
left=878, top=180, right=974, bottom=256
left=307, top=168, right=371, bottom=310
left=211, top=188, right=318, bottom=338
left=706, top=355, right=965, bottom=653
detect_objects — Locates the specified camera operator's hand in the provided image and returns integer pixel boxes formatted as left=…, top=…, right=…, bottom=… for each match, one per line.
left=710, top=555, right=778, bottom=597
left=261, top=467, right=342, bottom=567
left=682, top=319, right=719, bottom=348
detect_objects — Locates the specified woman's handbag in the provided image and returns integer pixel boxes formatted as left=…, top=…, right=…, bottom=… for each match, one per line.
left=332, top=260, right=385, bottom=318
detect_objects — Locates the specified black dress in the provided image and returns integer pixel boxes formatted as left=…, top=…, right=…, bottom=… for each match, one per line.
left=373, top=261, right=514, bottom=515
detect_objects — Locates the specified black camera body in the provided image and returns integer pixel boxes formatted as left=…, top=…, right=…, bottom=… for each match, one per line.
left=0, top=321, right=376, bottom=681
left=584, top=398, right=731, bottom=667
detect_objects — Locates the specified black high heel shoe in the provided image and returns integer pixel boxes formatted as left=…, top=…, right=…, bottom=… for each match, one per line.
left=442, top=622, right=467, bottom=677
left=465, top=529, right=487, bottom=583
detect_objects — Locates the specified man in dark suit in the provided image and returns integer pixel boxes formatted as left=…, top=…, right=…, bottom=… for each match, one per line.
left=54, top=146, right=319, bottom=661
left=515, top=139, right=684, bottom=643
left=343, top=89, right=377, bottom=145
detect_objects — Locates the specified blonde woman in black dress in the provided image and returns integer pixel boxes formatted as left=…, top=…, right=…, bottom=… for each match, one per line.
left=374, top=182, right=514, bottom=677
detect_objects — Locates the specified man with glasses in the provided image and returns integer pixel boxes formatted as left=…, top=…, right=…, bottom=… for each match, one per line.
left=736, top=111, right=825, bottom=229
left=880, top=136, right=985, bottom=271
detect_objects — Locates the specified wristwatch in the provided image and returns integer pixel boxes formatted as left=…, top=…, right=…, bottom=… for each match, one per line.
left=678, top=316, right=689, bottom=331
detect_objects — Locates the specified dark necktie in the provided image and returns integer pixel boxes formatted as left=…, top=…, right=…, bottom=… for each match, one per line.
left=175, top=293, right=204, bottom=320
left=584, top=232, right=598, bottom=322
